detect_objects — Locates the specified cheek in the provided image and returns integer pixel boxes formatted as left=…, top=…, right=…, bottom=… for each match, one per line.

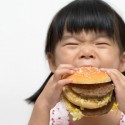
left=54, top=54, right=74, bottom=66
left=54, top=49, right=76, bottom=66
left=100, top=51, right=120, bottom=69
left=54, top=56, right=65, bottom=65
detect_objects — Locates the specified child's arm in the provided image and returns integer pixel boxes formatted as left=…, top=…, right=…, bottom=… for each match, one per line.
left=28, top=102, right=50, bottom=125
left=28, top=64, right=76, bottom=125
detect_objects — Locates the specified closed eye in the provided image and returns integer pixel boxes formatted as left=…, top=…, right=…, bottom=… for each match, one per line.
left=65, top=43, right=78, bottom=46
left=96, top=42, right=110, bottom=45
left=63, top=42, right=79, bottom=49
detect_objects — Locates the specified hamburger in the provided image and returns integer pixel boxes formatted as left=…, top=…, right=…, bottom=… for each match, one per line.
left=62, top=67, right=117, bottom=121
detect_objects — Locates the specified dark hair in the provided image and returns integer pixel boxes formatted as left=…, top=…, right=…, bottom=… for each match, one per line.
left=26, top=0, right=125, bottom=103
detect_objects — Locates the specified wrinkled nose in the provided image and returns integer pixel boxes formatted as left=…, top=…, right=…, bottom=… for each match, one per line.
left=79, top=45, right=95, bottom=59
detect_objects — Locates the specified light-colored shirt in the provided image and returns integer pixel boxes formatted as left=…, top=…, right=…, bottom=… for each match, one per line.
left=50, top=102, right=125, bottom=125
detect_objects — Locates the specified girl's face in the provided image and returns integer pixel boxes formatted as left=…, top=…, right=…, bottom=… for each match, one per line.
left=48, top=30, right=125, bottom=72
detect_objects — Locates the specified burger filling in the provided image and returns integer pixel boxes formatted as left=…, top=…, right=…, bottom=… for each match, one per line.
left=63, top=85, right=113, bottom=109
left=70, top=82, right=114, bottom=97
left=62, top=82, right=116, bottom=119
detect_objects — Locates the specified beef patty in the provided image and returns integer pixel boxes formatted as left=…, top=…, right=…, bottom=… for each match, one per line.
left=70, top=82, right=114, bottom=98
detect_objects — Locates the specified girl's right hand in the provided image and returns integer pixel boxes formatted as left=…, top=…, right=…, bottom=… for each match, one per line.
left=35, top=64, right=77, bottom=110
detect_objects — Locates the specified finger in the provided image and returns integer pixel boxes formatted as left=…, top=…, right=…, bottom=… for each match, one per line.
left=56, top=64, right=78, bottom=71
left=53, top=68, right=75, bottom=82
left=101, top=68, right=125, bottom=87
left=54, top=78, right=73, bottom=91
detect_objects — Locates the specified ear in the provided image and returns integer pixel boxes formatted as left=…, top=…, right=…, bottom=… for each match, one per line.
left=46, top=53, right=56, bottom=73
left=119, top=52, right=125, bottom=72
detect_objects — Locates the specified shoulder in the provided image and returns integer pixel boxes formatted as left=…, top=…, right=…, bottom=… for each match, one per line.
left=50, top=101, right=70, bottom=125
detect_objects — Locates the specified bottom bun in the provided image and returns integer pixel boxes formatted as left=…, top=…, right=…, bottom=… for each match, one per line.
left=81, top=95, right=115, bottom=116
left=62, top=96, right=117, bottom=121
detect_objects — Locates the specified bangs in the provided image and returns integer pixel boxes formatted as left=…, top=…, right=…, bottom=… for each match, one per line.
left=55, top=0, right=115, bottom=40
left=46, top=0, right=125, bottom=54
left=66, top=2, right=114, bottom=35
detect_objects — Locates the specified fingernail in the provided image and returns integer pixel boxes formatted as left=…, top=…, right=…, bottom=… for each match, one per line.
left=70, top=70, right=75, bottom=73
left=74, top=68, right=78, bottom=71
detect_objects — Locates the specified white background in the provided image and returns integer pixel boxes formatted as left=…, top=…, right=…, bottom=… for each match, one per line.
left=0, top=0, right=125, bottom=125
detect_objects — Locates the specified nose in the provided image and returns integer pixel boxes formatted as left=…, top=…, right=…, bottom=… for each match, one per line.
left=79, top=45, right=95, bottom=59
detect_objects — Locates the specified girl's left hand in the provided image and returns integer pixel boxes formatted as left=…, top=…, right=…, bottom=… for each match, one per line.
left=101, top=68, right=125, bottom=113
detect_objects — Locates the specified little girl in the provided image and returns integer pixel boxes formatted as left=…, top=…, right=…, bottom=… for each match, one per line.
left=26, top=0, right=125, bottom=124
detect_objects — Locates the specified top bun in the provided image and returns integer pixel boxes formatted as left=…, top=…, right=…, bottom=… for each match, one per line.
left=65, top=67, right=111, bottom=84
